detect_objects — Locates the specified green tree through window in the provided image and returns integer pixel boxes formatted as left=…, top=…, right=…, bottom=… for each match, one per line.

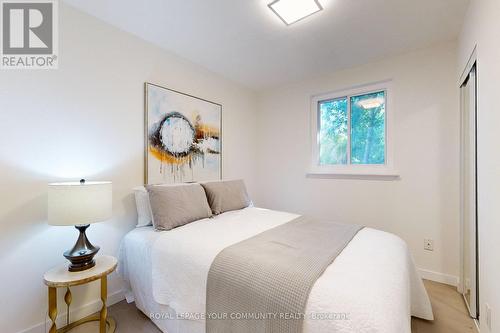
left=319, top=91, right=386, bottom=165
left=319, top=98, right=348, bottom=165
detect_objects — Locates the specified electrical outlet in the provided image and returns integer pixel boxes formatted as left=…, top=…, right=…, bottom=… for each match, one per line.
left=486, top=303, right=492, bottom=331
left=424, top=239, right=434, bottom=251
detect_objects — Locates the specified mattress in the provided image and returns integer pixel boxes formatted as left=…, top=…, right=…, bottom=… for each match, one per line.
left=119, top=207, right=433, bottom=333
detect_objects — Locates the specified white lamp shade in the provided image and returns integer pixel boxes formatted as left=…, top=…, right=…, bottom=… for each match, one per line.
left=48, top=181, right=112, bottom=226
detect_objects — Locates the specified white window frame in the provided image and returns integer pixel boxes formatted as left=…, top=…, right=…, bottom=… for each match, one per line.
left=308, top=80, right=398, bottom=179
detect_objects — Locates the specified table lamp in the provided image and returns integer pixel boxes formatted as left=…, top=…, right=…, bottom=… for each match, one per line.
left=48, top=179, right=112, bottom=272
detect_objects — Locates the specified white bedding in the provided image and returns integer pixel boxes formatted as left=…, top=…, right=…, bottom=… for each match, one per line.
left=119, top=207, right=433, bottom=333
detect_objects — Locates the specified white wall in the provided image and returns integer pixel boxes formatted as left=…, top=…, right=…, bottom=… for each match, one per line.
left=459, top=0, right=500, bottom=331
left=0, top=4, right=258, bottom=333
left=255, top=42, right=460, bottom=281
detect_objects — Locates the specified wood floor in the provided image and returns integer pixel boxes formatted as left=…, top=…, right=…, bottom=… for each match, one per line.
left=69, top=280, right=476, bottom=333
left=412, top=280, right=477, bottom=333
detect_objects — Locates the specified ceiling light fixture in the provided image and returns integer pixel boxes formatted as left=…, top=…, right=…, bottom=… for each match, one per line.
left=268, top=0, right=323, bottom=26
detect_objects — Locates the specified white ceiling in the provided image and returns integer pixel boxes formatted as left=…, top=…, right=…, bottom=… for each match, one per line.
left=64, top=0, right=469, bottom=91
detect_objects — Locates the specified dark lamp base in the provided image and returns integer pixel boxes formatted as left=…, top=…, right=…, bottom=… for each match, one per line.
left=64, top=224, right=100, bottom=272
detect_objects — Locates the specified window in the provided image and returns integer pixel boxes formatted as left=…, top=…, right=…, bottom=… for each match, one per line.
left=310, top=81, right=397, bottom=178
left=319, top=91, right=386, bottom=165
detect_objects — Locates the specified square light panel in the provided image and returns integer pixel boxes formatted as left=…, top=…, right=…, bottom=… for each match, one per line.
left=268, top=0, right=323, bottom=25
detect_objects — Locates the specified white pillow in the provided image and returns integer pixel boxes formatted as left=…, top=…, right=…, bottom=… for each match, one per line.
left=133, top=186, right=153, bottom=227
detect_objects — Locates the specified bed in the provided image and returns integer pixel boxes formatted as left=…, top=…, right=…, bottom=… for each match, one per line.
left=119, top=206, right=433, bottom=333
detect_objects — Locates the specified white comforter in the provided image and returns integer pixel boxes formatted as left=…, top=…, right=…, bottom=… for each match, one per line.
left=124, top=207, right=433, bottom=333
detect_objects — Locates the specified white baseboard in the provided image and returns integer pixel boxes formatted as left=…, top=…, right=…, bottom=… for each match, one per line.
left=419, top=268, right=459, bottom=287
left=18, top=289, right=124, bottom=333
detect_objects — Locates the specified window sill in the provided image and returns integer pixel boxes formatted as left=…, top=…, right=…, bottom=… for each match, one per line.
left=306, top=169, right=400, bottom=180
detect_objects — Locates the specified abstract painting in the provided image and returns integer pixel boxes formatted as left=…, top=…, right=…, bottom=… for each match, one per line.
left=145, top=83, right=222, bottom=184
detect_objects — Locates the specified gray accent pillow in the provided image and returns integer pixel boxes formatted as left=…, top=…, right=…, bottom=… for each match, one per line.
left=200, top=180, right=251, bottom=215
left=147, top=183, right=212, bottom=231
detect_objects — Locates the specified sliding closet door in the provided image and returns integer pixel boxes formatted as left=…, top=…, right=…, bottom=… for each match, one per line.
left=460, top=65, right=478, bottom=319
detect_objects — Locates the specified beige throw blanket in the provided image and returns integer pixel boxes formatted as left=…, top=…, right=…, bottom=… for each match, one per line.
left=206, top=216, right=363, bottom=333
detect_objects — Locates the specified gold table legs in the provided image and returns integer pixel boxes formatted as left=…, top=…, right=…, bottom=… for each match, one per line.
left=47, top=276, right=116, bottom=333
left=100, top=276, right=108, bottom=333
left=64, top=287, right=72, bottom=325
left=48, top=287, right=57, bottom=333
left=55, top=314, right=116, bottom=333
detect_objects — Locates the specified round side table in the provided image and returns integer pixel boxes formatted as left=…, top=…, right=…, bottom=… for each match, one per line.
left=43, top=255, right=118, bottom=333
